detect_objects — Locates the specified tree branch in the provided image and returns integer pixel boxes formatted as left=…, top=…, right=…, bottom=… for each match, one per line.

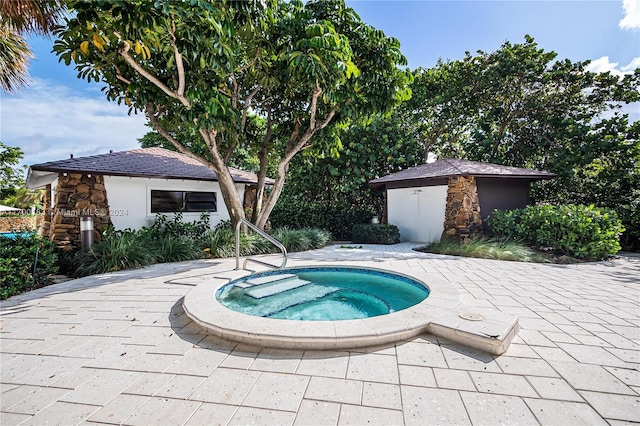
left=241, top=85, right=262, bottom=130
left=114, top=31, right=191, bottom=108
left=168, top=19, right=186, bottom=97
left=145, top=103, right=203, bottom=163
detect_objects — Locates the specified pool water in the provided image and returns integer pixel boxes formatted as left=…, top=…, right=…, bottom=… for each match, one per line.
left=0, top=232, right=33, bottom=239
left=216, top=267, right=429, bottom=321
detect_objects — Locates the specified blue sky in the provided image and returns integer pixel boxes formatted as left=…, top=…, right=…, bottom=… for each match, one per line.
left=1, top=0, right=638, bottom=170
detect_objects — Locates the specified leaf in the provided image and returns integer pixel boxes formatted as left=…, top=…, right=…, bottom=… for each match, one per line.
left=92, top=33, right=105, bottom=51
left=80, top=41, right=90, bottom=55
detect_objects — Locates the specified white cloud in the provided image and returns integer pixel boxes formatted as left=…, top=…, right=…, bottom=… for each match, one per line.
left=586, top=56, right=639, bottom=76
left=620, top=0, right=640, bottom=30
left=0, top=78, right=148, bottom=168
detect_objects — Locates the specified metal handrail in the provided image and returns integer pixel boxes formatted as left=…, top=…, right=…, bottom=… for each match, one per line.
left=235, top=218, right=287, bottom=270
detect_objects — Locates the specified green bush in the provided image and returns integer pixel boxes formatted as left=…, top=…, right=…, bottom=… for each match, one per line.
left=151, top=235, right=201, bottom=263
left=0, top=233, right=59, bottom=299
left=73, top=229, right=156, bottom=276
left=71, top=221, right=334, bottom=277
left=270, top=199, right=376, bottom=240
left=352, top=224, right=400, bottom=245
left=486, top=204, right=625, bottom=260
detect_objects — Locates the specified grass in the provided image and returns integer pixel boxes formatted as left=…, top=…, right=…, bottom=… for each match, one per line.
left=419, top=238, right=553, bottom=263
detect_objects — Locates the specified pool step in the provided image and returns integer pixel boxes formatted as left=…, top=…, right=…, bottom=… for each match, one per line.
left=233, top=274, right=296, bottom=289
left=263, top=287, right=340, bottom=317
left=245, top=277, right=312, bottom=299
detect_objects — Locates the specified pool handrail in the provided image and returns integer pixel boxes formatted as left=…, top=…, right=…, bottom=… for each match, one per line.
left=235, top=218, right=287, bottom=270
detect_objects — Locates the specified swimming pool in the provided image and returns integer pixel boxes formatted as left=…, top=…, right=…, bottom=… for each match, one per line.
left=0, top=232, right=33, bottom=239
left=216, top=267, right=429, bottom=321
left=183, top=264, right=460, bottom=350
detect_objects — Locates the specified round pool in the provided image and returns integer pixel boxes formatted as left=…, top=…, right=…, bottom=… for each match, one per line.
left=217, top=267, right=429, bottom=321
left=182, top=264, right=460, bottom=350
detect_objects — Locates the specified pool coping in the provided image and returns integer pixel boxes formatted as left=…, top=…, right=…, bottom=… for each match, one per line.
left=183, top=263, right=519, bottom=354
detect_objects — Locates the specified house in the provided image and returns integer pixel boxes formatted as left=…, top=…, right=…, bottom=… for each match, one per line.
left=369, top=159, right=554, bottom=243
left=26, top=147, right=269, bottom=250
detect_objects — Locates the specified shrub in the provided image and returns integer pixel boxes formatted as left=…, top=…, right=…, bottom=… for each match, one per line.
left=270, top=199, right=376, bottom=240
left=423, top=237, right=549, bottom=263
left=73, top=229, right=156, bottom=276
left=151, top=235, right=201, bottom=263
left=352, top=224, right=400, bottom=245
left=0, top=233, right=59, bottom=299
left=486, top=204, right=624, bottom=260
left=147, top=211, right=210, bottom=241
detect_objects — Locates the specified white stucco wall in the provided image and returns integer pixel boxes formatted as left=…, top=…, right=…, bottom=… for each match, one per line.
left=104, top=176, right=243, bottom=230
left=387, top=185, right=448, bottom=243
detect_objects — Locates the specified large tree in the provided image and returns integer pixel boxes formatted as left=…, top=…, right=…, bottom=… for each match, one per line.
left=0, top=0, right=65, bottom=92
left=54, top=0, right=411, bottom=229
left=406, top=35, right=640, bottom=248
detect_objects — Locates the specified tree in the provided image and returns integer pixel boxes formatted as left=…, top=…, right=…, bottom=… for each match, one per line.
left=271, top=113, right=423, bottom=238
left=2, top=187, right=43, bottom=210
left=408, top=36, right=639, bottom=168
left=0, top=0, right=65, bottom=92
left=408, top=36, right=640, bottom=248
left=0, top=142, right=26, bottom=200
left=54, top=0, right=411, bottom=229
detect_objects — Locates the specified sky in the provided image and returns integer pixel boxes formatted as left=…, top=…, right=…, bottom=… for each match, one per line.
left=1, top=0, right=639, bottom=172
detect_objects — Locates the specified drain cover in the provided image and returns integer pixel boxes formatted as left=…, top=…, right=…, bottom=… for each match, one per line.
left=459, top=312, right=485, bottom=321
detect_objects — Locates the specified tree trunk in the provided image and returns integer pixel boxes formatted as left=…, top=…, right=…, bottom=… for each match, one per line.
left=199, top=129, right=246, bottom=229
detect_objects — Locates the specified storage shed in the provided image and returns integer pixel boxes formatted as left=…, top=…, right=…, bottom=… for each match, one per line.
left=369, top=159, right=554, bottom=243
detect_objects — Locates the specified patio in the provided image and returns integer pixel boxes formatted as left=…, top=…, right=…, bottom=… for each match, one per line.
left=1, top=243, right=638, bottom=425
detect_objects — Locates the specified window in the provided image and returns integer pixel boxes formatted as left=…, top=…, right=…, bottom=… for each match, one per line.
left=151, top=190, right=216, bottom=213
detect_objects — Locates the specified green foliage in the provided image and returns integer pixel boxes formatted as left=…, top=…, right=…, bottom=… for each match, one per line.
left=73, top=229, right=157, bottom=277
left=352, top=224, right=400, bottom=245
left=407, top=36, right=639, bottom=249
left=0, top=233, right=59, bottom=300
left=2, top=186, right=43, bottom=209
left=151, top=236, right=200, bottom=263
left=0, top=141, right=26, bottom=200
left=423, top=238, right=549, bottom=263
left=148, top=212, right=210, bottom=241
left=486, top=205, right=625, bottom=260
left=72, top=213, right=332, bottom=276
left=276, top=113, right=424, bottom=238
left=54, top=0, right=411, bottom=229
left=270, top=197, right=375, bottom=240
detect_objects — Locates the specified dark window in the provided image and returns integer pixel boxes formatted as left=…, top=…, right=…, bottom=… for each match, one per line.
left=151, top=190, right=216, bottom=213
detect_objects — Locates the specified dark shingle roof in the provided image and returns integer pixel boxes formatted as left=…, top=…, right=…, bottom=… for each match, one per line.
left=29, top=147, right=268, bottom=184
left=369, top=158, right=554, bottom=189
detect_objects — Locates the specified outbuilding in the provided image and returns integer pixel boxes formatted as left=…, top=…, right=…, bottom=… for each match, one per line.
left=369, top=159, right=554, bottom=243
left=26, top=147, right=268, bottom=250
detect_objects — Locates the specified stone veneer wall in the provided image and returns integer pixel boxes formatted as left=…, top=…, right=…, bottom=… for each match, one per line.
left=0, top=215, right=42, bottom=232
left=441, top=176, right=483, bottom=243
left=40, top=184, right=52, bottom=238
left=46, top=173, right=112, bottom=250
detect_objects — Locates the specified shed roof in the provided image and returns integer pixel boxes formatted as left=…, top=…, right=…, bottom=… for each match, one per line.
left=26, top=147, right=270, bottom=189
left=369, top=158, right=554, bottom=189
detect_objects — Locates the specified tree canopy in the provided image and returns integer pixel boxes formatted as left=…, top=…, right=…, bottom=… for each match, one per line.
left=401, top=36, right=640, bottom=249
left=54, top=0, right=412, bottom=228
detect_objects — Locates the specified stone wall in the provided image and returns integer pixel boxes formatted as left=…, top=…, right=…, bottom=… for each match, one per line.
left=0, top=215, right=42, bottom=232
left=40, top=184, right=52, bottom=238
left=441, top=176, right=483, bottom=243
left=46, top=173, right=112, bottom=250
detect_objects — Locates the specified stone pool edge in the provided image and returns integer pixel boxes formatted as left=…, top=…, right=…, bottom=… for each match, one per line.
left=182, top=264, right=519, bottom=355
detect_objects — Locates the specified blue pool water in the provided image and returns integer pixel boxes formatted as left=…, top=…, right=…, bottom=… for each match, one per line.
left=216, top=267, right=430, bottom=321
left=0, top=232, right=33, bottom=239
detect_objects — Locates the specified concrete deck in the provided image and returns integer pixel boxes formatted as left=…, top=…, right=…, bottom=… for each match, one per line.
left=1, top=243, right=638, bottom=425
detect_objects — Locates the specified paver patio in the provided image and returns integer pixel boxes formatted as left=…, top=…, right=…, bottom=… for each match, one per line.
left=1, top=243, right=638, bottom=425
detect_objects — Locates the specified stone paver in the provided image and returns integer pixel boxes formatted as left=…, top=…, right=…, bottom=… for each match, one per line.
left=1, top=243, right=639, bottom=425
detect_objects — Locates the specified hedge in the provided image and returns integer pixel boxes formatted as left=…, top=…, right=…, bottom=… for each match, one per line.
left=486, top=204, right=624, bottom=260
